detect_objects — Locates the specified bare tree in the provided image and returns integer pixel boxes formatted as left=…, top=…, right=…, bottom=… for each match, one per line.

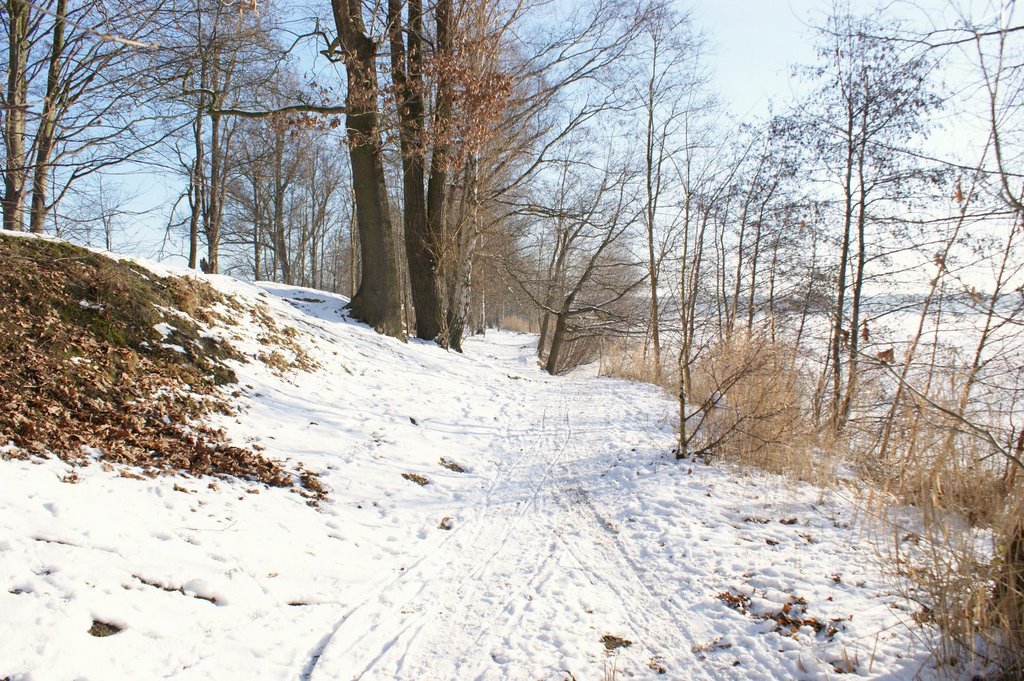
left=794, top=8, right=939, bottom=431
left=2, top=0, right=164, bottom=235
left=509, top=151, right=646, bottom=375
left=154, top=0, right=284, bottom=273
left=630, top=0, right=704, bottom=379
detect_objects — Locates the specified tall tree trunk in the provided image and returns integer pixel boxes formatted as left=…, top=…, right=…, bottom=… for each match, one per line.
left=794, top=228, right=818, bottom=355
left=545, top=309, right=570, bottom=375
left=332, top=0, right=406, bottom=339
left=29, top=0, right=67, bottom=235
left=427, top=0, right=457, bottom=347
left=716, top=217, right=729, bottom=336
left=271, top=126, right=291, bottom=284
left=643, top=43, right=662, bottom=376
left=677, top=185, right=693, bottom=458
left=253, top=217, right=261, bottom=280
left=188, top=111, right=203, bottom=270
left=683, top=209, right=709, bottom=396
left=389, top=0, right=443, bottom=341
left=841, top=131, right=869, bottom=424
left=348, top=190, right=358, bottom=297
left=204, top=110, right=225, bottom=274
left=766, top=231, right=779, bottom=342
left=443, top=152, right=479, bottom=353
left=746, top=192, right=773, bottom=333
left=730, top=201, right=748, bottom=335
left=445, top=184, right=480, bottom=353
left=3, top=0, right=31, bottom=233
left=252, top=174, right=262, bottom=280
left=745, top=217, right=761, bottom=332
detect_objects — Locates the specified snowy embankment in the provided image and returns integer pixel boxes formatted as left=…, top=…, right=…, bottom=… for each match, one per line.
left=0, top=260, right=938, bottom=680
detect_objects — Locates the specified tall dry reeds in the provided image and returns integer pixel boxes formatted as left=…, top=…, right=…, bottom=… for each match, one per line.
left=683, top=332, right=833, bottom=483
left=873, top=376, right=1024, bottom=678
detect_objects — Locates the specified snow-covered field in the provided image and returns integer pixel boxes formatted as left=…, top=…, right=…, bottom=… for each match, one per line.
left=0, top=265, right=939, bottom=680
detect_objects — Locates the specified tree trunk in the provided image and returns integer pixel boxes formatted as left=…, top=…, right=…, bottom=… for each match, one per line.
left=332, top=0, right=406, bottom=338
left=348, top=190, right=358, bottom=297
left=766, top=231, right=779, bottom=342
left=270, top=126, right=292, bottom=284
left=252, top=173, right=262, bottom=280
left=545, top=311, right=569, bottom=375
left=841, top=128, right=870, bottom=424
left=426, top=0, right=457, bottom=346
left=831, top=104, right=856, bottom=432
left=2, top=0, right=31, bottom=233
left=203, top=110, right=226, bottom=275
left=442, top=153, right=480, bottom=353
left=28, top=0, right=67, bottom=235
left=389, top=0, right=443, bottom=342
left=643, top=46, right=662, bottom=376
left=188, top=111, right=203, bottom=269
left=746, top=193, right=772, bottom=333
left=730, top=200, right=748, bottom=334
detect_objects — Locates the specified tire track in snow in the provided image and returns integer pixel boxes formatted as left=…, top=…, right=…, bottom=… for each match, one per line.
left=348, top=413, right=574, bottom=680
left=519, top=383, right=715, bottom=681
left=308, top=350, right=709, bottom=680
left=552, top=483, right=716, bottom=680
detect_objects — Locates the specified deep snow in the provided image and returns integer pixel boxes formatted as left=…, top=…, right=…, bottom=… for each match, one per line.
left=0, top=266, right=939, bottom=680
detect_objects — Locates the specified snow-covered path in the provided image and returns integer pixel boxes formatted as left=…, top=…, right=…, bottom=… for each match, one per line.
left=308, top=345, right=714, bottom=680
left=0, top=278, right=939, bottom=681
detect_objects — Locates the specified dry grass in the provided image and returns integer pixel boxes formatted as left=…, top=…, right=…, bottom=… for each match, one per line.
left=597, top=333, right=835, bottom=483
left=514, top=314, right=1024, bottom=675
left=597, top=339, right=671, bottom=386
left=874, top=488, right=1024, bottom=678
left=582, top=327, right=1024, bottom=675
left=871, top=391, right=1024, bottom=677
left=676, top=331, right=1024, bottom=674
left=499, top=314, right=537, bottom=334
left=684, top=333, right=834, bottom=484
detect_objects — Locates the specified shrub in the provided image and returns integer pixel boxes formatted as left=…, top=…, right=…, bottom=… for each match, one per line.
left=683, top=332, right=832, bottom=483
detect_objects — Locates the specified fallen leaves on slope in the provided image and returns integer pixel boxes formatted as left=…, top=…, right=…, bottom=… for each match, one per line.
left=0, top=235, right=320, bottom=498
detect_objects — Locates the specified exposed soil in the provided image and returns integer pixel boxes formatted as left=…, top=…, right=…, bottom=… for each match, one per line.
left=88, top=620, right=121, bottom=637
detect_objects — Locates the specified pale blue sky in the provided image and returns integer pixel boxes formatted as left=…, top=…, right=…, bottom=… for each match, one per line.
left=693, top=0, right=1000, bottom=116
left=693, top=0, right=1004, bottom=161
left=693, top=0, right=824, bottom=119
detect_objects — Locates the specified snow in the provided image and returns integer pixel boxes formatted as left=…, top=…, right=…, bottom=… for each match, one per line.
left=153, top=322, right=176, bottom=338
left=0, top=258, right=942, bottom=680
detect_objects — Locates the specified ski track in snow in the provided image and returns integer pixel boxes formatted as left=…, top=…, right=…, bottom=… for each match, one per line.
left=0, top=269, right=942, bottom=681
left=309, top=378, right=717, bottom=681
